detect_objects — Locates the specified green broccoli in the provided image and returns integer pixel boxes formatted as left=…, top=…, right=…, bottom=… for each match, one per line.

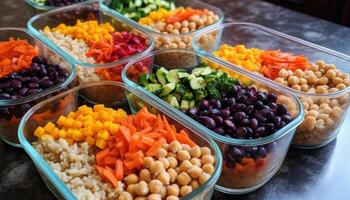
left=194, top=89, right=208, bottom=103
left=218, top=73, right=239, bottom=92
left=206, top=81, right=221, bottom=99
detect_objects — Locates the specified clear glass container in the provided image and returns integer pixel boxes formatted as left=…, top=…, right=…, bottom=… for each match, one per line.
left=193, top=22, right=350, bottom=149
left=18, top=81, right=222, bottom=200
left=122, top=49, right=304, bottom=194
left=28, top=0, right=155, bottom=84
left=0, top=28, right=76, bottom=147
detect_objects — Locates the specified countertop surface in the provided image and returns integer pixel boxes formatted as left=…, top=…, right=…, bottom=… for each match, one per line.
left=0, top=0, right=350, bottom=200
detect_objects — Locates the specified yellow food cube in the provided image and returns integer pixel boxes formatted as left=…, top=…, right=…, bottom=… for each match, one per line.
left=57, top=116, right=66, bottom=126
left=44, top=122, right=56, bottom=133
left=67, top=112, right=76, bottom=119
left=109, top=123, right=120, bottom=135
left=58, top=129, right=67, bottom=138
left=34, top=127, right=46, bottom=138
left=93, top=104, right=105, bottom=112
left=81, top=127, right=94, bottom=137
left=115, top=109, right=127, bottom=118
left=97, top=130, right=110, bottom=140
left=92, top=121, right=103, bottom=132
left=71, top=130, right=83, bottom=142
left=83, top=120, right=94, bottom=128
left=95, top=139, right=107, bottom=149
left=73, top=121, right=83, bottom=129
left=86, top=136, right=96, bottom=145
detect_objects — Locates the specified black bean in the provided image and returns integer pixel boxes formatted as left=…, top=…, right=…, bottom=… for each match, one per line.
left=257, top=92, right=267, bottom=103
left=219, top=109, right=230, bottom=119
left=277, top=104, right=288, bottom=115
left=257, top=146, right=267, bottom=158
left=19, top=88, right=29, bottom=96
left=10, top=80, right=22, bottom=89
left=256, top=126, right=266, bottom=136
left=250, top=118, right=258, bottom=129
left=198, top=110, right=209, bottom=116
left=224, top=119, right=236, bottom=130
left=214, top=116, right=223, bottom=126
left=268, top=93, right=277, bottom=102
left=210, top=99, right=221, bottom=109
left=240, top=118, right=250, bottom=126
left=266, top=123, right=275, bottom=132
left=200, top=100, right=209, bottom=109
left=274, top=116, right=282, bottom=127
left=230, top=147, right=244, bottom=161
left=31, top=77, right=40, bottom=83
left=208, top=108, right=220, bottom=117
left=255, top=100, right=264, bottom=109
left=282, top=114, right=292, bottom=123
left=28, top=82, right=39, bottom=88
left=268, top=102, right=277, bottom=109
left=213, top=127, right=224, bottom=135
left=32, top=56, right=42, bottom=64
left=234, top=112, right=246, bottom=121
left=236, top=127, right=247, bottom=138
left=187, top=108, right=198, bottom=116
left=41, top=80, right=54, bottom=88
left=204, top=117, right=216, bottom=129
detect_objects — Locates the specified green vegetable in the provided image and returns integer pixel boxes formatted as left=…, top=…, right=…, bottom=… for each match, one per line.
left=190, top=77, right=206, bottom=90
left=149, top=74, right=158, bottom=83
left=194, top=89, right=208, bottom=103
left=166, top=69, right=180, bottom=83
left=167, top=96, right=179, bottom=108
left=156, top=67, right=168, bottom=85
left=145, top=83, right=162, bottom=95
left=183, top=91, right=194, bottom=101
left=160, top=82, right=176, bottom=97
left=180, top=100, right=190, bottom=111
left=178, top=72, right=189, bottom=79
left=138, top=74, right=149, bottom=87
left=175, top=83, right=187, bottom=95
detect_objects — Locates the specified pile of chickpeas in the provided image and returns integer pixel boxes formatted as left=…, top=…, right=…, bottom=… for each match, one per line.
left=118, top=141, right=215, bottom=200
left=149, top=12, right=219, bottom=49
left=274, top=60, right=350, bottom=146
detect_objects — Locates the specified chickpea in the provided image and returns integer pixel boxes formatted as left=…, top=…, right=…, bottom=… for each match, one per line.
left=316, top=60, right=326, bottom=68
left=182, top=144, right=191, bottom=151
left=200, top=147, right=211, bottom=155
left=159, top=157, right=170, bottom=169
left=325, top=69, right=337, bottom=79
left=125, top=174, right=139, bottom=185
left=187, top=165, right=203, bottom=179
left=318, top=98, right=330, bottom=104
left=190, top=15, right=200, bottom=22
left=167, top=184, right=180, bottom=196
left=170, top=43, right=178, bottom=48
left=325, top=118, right=335, bottom=127
left=330, top=99, right=340, bottom=107
left=191, top=180, right=200, bottom=189
left=158, top=171, right=170, bottom=185
left=167, top=157, right=178, bottom=168
left=301, top=84, right=309, bottom=92
left=288, top=76, right=299, bottom=85
left=302, top=101, right=310, bottom=110
left=167, top=168, right=178, bottom=183
left=148, top=194, right=161, bottom=200
left=201, top=154, right=214, bottom=165
left=135, top=181, right=149, bottom=196
left=175, top=167, right=181, bottom=174
left=162, top=143, right=169, bottom=150
left=180, top=160, right=192, bottom=172
left=318, top=113, right=329, bottom=120
left=331, top=106, right=342, bottom=119
left=166, top=24, right=174, bottom=32
left=160, top=186, right=167, bottom=199
left=177, top=150, right=191, bottom=161
left=299, top=77, right=307, bottom=84
left=189, top=22, right=197, bottom=30
left=178, top=42, right=186, bottom=49
left=318, top=77, right=329, bottom=85
left=303, top=116, right=316, bottom=131
left=181, top=27, right=189, bottom=33
left=174, top=22, right=181, bottom=30
left=171, top=29, right=180, bottom=35
left=169, top=141, right=182, bottom=153
left=118, top=191, right=133, bottom=200
left=177, top=172, right=191, bottom=186
left=307, top=88, right=316, bottom=94
left=127, top=184, right=136, bottom=194
left=291, top=84, right=301, bottom=91
left=278, top=68, right=288, bottom=78
left=202, top=164, right=215, bottom=175
left=140, top=169, right=152, bottom=182
left=307, top=110, right=318, bottom=118
left=149, top=180, right=163, bottom=194
left=316, top=86, right=328, bottom=94
left=135, top=197, right=147, bottom=200
left=180, top=185, right=192, bottom=197
left=144, top=157, right=154, bottom=169
left=336, top=83, right=347, bottom=90
left=181, top=20, right=189, bottom=28
left=166, top=196, right=179, bottom=200
left=315, top=119, right=325, bottom=129
left=294, top=69, right=304, bottom=78
left=167, top=152, right=177, bottom=158
left=199, top=172, right=211, bottom=185
left=310, top=63, right=320, bottom=72
left=309, top=104, right=319, bottom=111
left=275, top=77, right=287, bottom=85
left=315, top=71, right=322, bottom=78
left=332, top=77, right=343, bottom=85
left=190, top=158, right=201, bottom=167
left=305, top=70, right=315, bottom=76
left=188, top=146, right=200, bottom=158
left=287, top=70, right=294, bottom=76
left=322, top=106, right=332, bottom=114
left=150, top=161, right=165, bottom=176
left=306, top=75, right=318, bottom=85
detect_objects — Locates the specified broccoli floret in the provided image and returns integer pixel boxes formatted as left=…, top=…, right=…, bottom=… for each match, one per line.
left=196, top=61, right=209, bottom=68
left=194, top=89, right=208, bottom=103
left=218, top=73, right=238, bottom=92
left=206, top=81, right=221, bottom=99
left=183, top=91, right=194, bottom=100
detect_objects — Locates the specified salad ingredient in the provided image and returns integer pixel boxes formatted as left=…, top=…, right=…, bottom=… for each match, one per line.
left=141, top=63, right=238, bottom=110
left=0, top=38, right=38, bottom=78
left=34, top=104, right=127, bottom=147
left=261, top=50, right=311, bottom=79
left=33, top=0, right=87, bottom=7
left=34, top=138, right=121, bottom=200
left=138, top=8, right=174, bottom=25
left=108, top=0, right=175, bottom=21
left=44, top=20, right=115, bottom=42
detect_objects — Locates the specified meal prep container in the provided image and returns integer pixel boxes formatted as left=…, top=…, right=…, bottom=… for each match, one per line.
left=24, top=0, right=74, bottom=11
left=28, top=0, right=155, bottom=84
left=122, top=49, right=304, bottom=194
left=0, top=28, right=76, bottom=147
left=18, top=81, right=222, bottom=200
left=193, top=22, right=350, bottom=149
left=101, top=0, right=224, bottom=66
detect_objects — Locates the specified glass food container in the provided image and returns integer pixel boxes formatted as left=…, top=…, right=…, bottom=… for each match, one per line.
left=24, top=0, right=88, bottom=11
left=18, top=81, right=222, bottom=200
left=122, top=49, right=304, bottom=194
left=193, top=22, right=350, bottom=149
left=101, top=0, right=224, bottom=66
left=28, top=0, right=155, bottom=84
left=0, top=28, right=76, bottom=147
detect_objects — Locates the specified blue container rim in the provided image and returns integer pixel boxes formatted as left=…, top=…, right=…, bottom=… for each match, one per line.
left=192, top=22, right=350, bottom=98
left=27, top=0, right=155, bottom=68
left=18, top=81, right=223, bottom=200
left=122, top=48, right=305, bottom=146
left=0, top=27, right=75, bottom=106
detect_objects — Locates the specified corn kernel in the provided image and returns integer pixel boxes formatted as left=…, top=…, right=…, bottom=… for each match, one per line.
left=67, top=112, right=76, bottom=119
left=64, top=118, right=75, bottom=127
left=34, top=127, right=46, bottom=138
left=93, top=121, right=103, bottom=132
left=115, top=109, right=127, bottom=118
left=71, top=130, right=83, bottom=142
left=65, top=138, right=74, bottom=145
left=96, top=139, right=107, bottom=149
left=97, top=130, right=110, bottom=140
left=109, top=123, right=120, bottom=135
left=73, top=120, right=83, bottom=129
left=58, top=130, right=67, bottom=138
left=81, top=127, right=94, bottom=137
left=83, top=120, right=94, bottom=128
left=57, top=116, right=66, bottom=126
left=44, top=122, right=56, bottom=133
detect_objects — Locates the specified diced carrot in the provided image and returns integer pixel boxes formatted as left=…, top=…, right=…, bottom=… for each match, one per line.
left=115, top=159, right=123, bottom=180
left=146, top=140, right=164, bottom=156
left=176, top=133, right=196, bottom=147
left=96, top=148, right=110, bottom=165
left=104, top=156, right=117, bottom=166
left=103, top=167, right=119, bottom=188
left=119, top=126, right=131, bottom=142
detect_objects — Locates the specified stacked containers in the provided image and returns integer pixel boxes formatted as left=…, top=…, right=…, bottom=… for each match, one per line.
left=18, top=81, right=222, bottom=200
left=192, top=23, right=350, bottom=149
left=122, top=49, right=304, bottom=194
left=27, top=0, right=154, bottom=85
left=0, top=28, right=76, bottom=147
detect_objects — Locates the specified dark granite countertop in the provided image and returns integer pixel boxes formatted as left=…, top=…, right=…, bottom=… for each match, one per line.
left=0, top=0, right=350, bottom=199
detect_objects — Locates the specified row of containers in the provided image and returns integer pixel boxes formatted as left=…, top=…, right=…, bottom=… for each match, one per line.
left=2, top=0, right=349, bottom=198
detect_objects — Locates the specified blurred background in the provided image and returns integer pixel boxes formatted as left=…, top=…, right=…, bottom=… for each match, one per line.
left=264, top=0, right=350, bottom=26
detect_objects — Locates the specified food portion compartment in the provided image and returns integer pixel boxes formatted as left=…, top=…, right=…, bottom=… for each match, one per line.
left=102, top=0, right=224, bottom=50
left=123, top=49, right=304, bottom=193
left=28, top=0, right=154, bottom=83
left=0, top=28, right=76, bottom=147
left=24, top=0, right=88, bottom=11
left=193, top=22, right=350, bottom=148
left=18, top=81, right=222, bottom=200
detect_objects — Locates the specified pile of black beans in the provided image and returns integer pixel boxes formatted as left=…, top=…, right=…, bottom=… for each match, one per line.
left=44, top=0, right=86, bottom=6
left=0, top=56, right=69, bottom=119
left=185, top=83, right=293, bottom=168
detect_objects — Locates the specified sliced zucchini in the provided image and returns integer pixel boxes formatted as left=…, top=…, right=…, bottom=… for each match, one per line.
left=189, top=100, right=195, bottom=108
left=183, top=91, right=194, bottom=100
left=178, top=72, right=189, bottom=79
left=190, top=77, right=207, bottom=90
left=167, top=96, right=179, bottom=108
left=156, top=67, right=168, bottom=85
left=145, top=83, right=162, bottom=95
left=149, top=73, right=158, bottom=83
left=180, top=100, right=190, bottom=111
left=191, top=67, right=213, bottom=76
left=138, top=74, right=149, bottom=86
left=175, top=83, right=187, bottom=95
left=203, top=74, right=217, bottom=83
left=166, top=69, right=180, bottom=83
